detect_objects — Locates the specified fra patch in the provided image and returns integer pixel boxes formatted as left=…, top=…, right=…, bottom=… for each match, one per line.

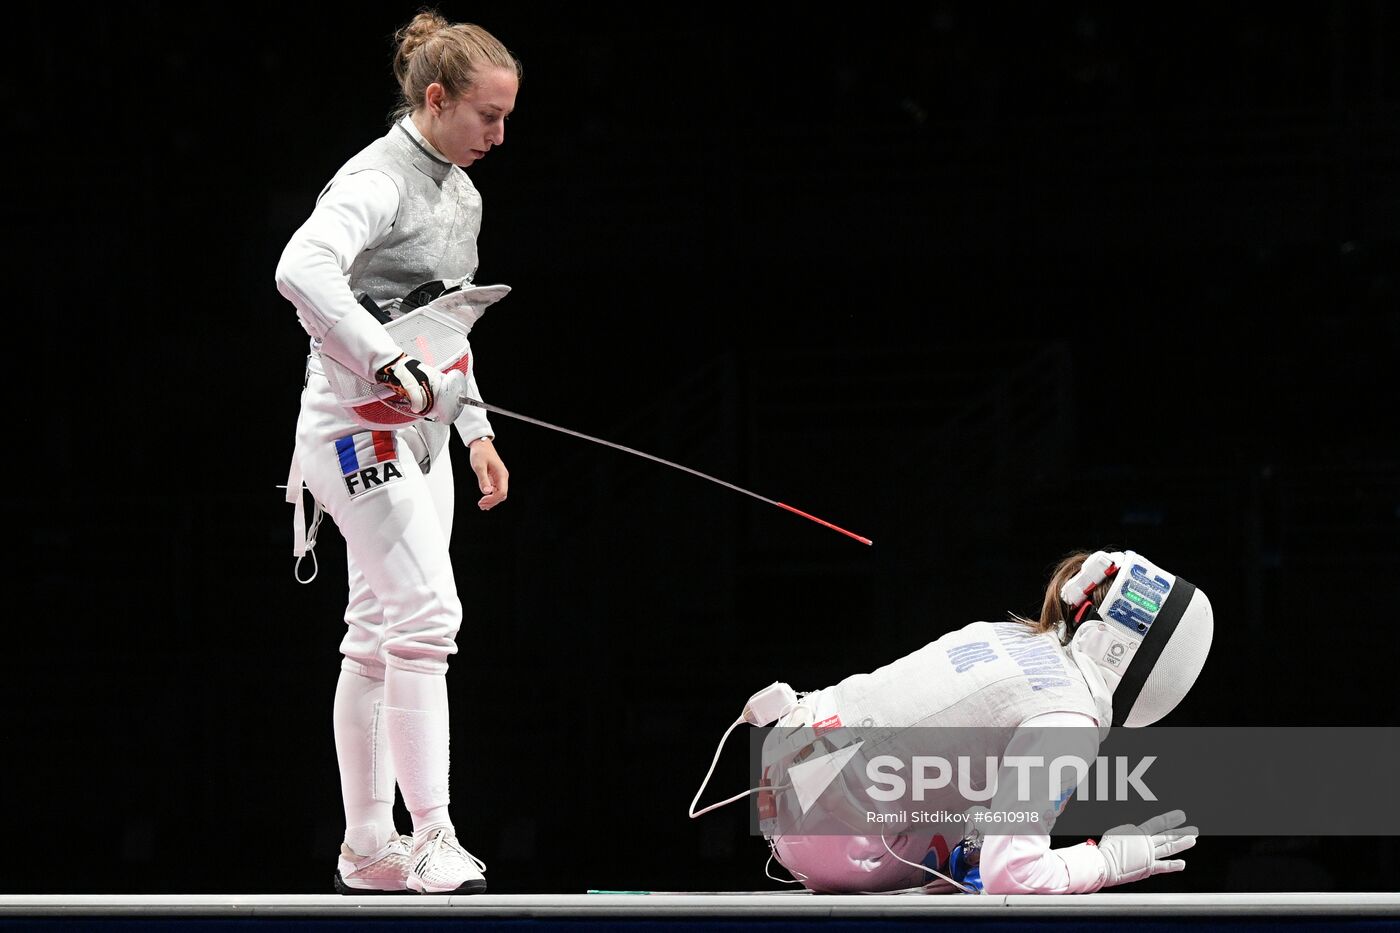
left=335, top=431, right=405, bottom=499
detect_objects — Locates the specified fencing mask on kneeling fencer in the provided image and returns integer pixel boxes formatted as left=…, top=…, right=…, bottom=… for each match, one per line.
left=319, top=284, right=510, bottom=431
left=1060, top=550, right=1214, bottom=728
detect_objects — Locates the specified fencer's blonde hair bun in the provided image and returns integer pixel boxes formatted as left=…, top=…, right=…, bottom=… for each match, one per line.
left=391, top=9, right=520, bottom=119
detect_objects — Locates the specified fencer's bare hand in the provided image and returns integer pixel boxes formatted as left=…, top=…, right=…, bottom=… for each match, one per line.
left=469, top=438, right=509, bottom=510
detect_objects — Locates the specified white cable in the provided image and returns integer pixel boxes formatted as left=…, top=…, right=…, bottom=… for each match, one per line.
left=764, top=847, right=807, bottom=885
left=278, top=484, right=324, bottom=585
left=689, top=717, right=744, bottom=818
left=688, top=716, right=795, bottom=818
left=294, top=548, right=319, bottom=585
left=879, top=833, right=976, bottom=894
left=294, top=499, right=324, bottom=584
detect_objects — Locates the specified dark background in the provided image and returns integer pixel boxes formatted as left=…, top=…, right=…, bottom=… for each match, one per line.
left=6, top=1, right=1398, bottom=894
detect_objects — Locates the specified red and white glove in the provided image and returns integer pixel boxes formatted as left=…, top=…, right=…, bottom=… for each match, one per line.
left=375, top=354, right=465, bottom=423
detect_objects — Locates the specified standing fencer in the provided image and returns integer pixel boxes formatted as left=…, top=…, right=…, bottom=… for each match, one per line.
left=275, top=12, right=518, bottom=895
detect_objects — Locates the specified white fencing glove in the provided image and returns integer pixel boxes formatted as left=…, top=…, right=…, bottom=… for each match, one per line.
left=1096, top=809, right=1198, bottom=887
left=374, top=354, right=466, bottom=423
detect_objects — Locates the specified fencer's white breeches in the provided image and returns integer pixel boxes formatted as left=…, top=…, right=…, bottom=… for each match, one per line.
left=297, top=364, right=462, bottom=840
left=295, top=367, right=461, bottom=678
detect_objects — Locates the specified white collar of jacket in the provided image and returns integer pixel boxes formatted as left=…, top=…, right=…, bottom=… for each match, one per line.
left=399, top=114, right=453, bottom=165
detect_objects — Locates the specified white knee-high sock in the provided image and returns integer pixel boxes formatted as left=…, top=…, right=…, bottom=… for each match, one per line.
left=385, top=665, right=454, bottom=835
left=333, top=668, right=399, bottom=854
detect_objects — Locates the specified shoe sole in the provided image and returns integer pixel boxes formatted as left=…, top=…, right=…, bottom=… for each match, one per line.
left=408, top=877, right=488, bottom=895
left=333, top=871, right=410, bottom=895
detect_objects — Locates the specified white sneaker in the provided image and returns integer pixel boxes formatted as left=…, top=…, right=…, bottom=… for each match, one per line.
left=334, top=834, right=413, bottom=894
left=407, top=827, right=487, bottom=895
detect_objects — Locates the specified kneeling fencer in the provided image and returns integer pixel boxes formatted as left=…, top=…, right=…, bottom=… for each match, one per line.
left=692, top=550, right=1212, bottom=894
left=275, top=12, right=518, bottom=895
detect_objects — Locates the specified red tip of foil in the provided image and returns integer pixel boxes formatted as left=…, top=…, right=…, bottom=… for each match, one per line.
left=775, top=502, right=873, bottom=546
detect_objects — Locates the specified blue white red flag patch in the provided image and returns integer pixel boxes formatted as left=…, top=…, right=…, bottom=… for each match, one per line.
left=335, top=431, right=405, bottom=498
